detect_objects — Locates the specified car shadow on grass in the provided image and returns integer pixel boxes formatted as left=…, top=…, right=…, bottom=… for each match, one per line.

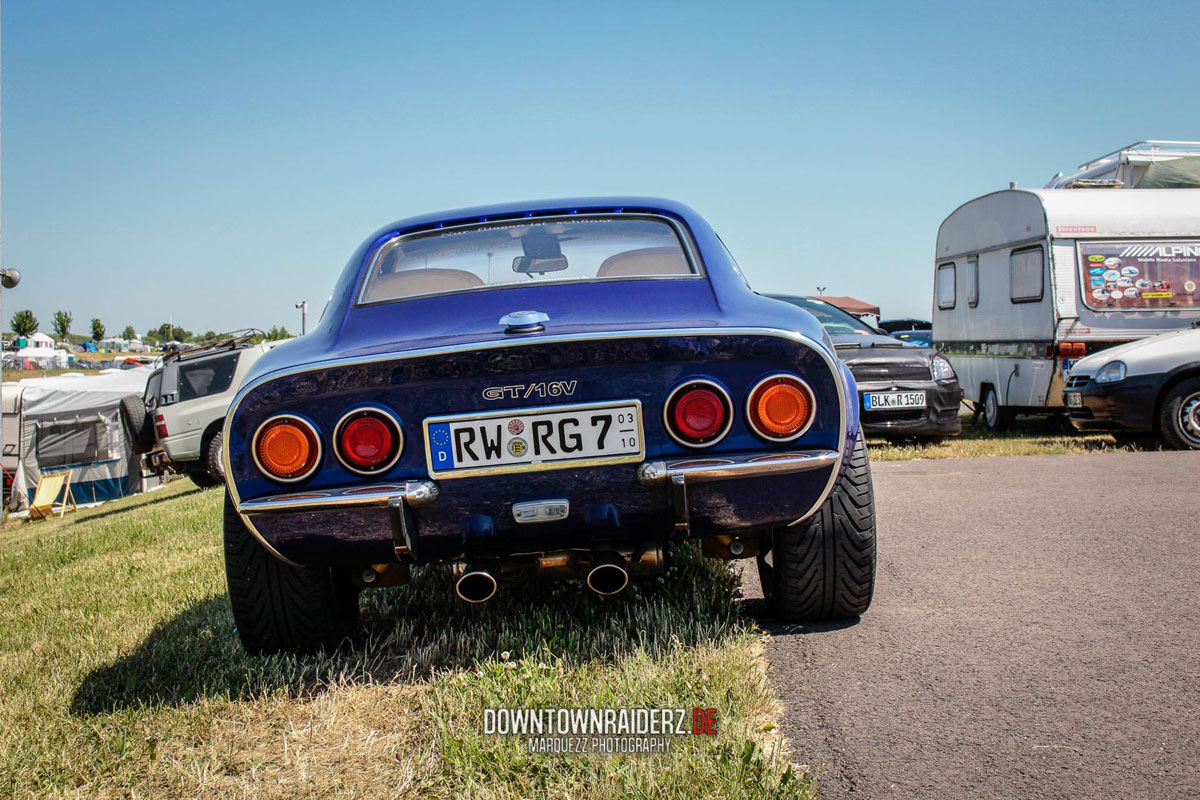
left=69, top=485, right=206, bottom=526
left=71, top=543, right=750, bottom=715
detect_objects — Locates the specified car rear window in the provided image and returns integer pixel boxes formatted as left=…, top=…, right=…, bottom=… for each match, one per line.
left=143, top=371, right=163, bottom=408
left=358, top=216, right=696, bottom=304
left=178, top=353, right=239, bottom=401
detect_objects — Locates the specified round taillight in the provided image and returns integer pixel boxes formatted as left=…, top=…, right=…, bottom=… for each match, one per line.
left=254, top=416, right=321, bottom=482
left=334, top=408, right=403, bottom=474
left=664, top=380, right=732, bottom=447
left=747, top=375, right=815, bottom=441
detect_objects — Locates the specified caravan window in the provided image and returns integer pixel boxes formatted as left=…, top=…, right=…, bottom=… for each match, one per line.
left=35, top=419, right=111, bottom=468
left=1010, top=246, right=1044, bottom=303
left=936, top=262, right=956, bottom=309
left=967, top=256, right=979, bottom=307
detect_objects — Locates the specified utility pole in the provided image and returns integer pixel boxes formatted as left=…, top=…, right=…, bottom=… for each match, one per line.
left=295, top=301, right=307, bottom=336
left=0, top=4, right=24, bottom=511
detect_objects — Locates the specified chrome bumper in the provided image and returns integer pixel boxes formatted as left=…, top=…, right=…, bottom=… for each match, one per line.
left=237, top=480, right=439, bottom=514
left=237, top=449, right=838, bottom=515
left=636, top=449, right=840, bottom=486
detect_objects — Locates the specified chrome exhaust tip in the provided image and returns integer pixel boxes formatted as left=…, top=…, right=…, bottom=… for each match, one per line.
left=586, top=563, right=630, bottom=596
left=455, top=570, right=498, bottom=604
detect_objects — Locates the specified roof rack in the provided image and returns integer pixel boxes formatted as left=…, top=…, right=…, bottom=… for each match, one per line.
left=1045, top=141, right=1200, bottom=189
left=163, top=329, right=265, bottom=363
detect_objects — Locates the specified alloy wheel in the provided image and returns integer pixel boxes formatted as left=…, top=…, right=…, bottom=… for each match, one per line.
left=1178, top=392, right=1200, bottom=447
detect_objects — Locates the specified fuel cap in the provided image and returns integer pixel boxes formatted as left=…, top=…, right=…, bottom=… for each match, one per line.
left=500, top=310, right=549, bottom=333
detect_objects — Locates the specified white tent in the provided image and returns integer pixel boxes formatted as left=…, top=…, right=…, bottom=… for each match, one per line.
left=28, top=332, right=55, bottom=347
left=8, top=368, right=157, bottom=511
left=14, top=347, right=70, bottom=369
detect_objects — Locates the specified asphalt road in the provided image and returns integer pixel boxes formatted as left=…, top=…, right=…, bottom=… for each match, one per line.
left=759, top=451, right=1200, bottom=800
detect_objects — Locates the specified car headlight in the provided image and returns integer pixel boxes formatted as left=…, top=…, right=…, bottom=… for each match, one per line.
left=1094, top=361, right=1126, bottom=384
left=931, top=354, right=956, bottom=383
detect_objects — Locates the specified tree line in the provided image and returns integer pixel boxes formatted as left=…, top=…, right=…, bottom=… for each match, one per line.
left=7, top=309, right=292, bottom=347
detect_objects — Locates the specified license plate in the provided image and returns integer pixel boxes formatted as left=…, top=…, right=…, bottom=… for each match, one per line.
left=1067, top=392, right=1083, bottom=408
left=863, top=391, right=926, bottom=410
left=424, top=400, right=644, bottom=479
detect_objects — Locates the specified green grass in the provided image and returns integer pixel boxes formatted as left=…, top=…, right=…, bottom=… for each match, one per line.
left=868, top=413, right=1160, bottom=461
left=0, top=481, right=813, bottom=799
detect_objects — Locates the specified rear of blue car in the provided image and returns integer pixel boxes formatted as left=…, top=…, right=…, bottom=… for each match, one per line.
left=222, top=201, right=876, bottom=653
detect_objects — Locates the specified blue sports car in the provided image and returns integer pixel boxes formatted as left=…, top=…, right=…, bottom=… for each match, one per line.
left=222, top=198, right=876, bottom=653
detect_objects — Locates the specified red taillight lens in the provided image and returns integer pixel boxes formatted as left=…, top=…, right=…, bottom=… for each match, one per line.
left=254, top=417, right=320, bottom=481
left=1058, top=341, right=1086, bottom=357
left=154, top=414, right=168, bottom=438
left=335, top=409, right=402, bottom=474
left=674, top=389, right=725, bottom=439
left=665, top=381, right=731, bottom=447
left=747, top=375, right=815, bottom=440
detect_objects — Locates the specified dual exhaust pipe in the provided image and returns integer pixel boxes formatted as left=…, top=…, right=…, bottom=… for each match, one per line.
left=453, top=548, right=655, bottom=604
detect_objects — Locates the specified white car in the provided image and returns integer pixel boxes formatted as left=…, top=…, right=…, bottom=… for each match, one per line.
left=1064, top=326, right=1200, bottom=450
left=120, top=335, right=280, bottom=486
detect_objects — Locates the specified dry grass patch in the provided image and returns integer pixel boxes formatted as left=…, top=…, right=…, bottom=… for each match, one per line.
left=0, top=481, right=813, bottom=799
left=869, top=413, right=1159, bottom=461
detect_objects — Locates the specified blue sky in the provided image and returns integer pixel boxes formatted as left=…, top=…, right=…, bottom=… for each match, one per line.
left=4, top=0, right=1199, bottom=336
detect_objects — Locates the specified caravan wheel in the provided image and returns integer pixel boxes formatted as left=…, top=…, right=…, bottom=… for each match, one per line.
left=982, top=386, right=1013, bottom=433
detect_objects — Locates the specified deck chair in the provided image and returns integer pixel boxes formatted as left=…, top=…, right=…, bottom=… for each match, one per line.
left=29, top=471, right=77, bottom=520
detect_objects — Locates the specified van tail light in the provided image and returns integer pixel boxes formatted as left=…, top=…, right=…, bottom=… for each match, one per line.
left=747, top=375, right=815, bottom=441
left=334, top=408, right=403, bottom=474
left=253, top=416, right=321, bottom=482
left=664, top=380, right=732, bottom=447
left=154, top=414, right=168, bottom=438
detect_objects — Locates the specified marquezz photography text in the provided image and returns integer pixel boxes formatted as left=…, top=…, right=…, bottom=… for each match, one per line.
left=483, top=707, right=719, bottom=755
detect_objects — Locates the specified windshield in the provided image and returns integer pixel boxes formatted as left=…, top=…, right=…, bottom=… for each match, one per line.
left=770, top=295, right=880, bottom=335
left=1079, top=240, right=1200, bottom=311
left=359, top=216, right=695, bottom=304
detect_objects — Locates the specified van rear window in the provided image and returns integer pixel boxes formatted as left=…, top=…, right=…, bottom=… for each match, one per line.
left=1079, top=240, right=1200, bottom=310
left=178, top=354, right=239, bottom=401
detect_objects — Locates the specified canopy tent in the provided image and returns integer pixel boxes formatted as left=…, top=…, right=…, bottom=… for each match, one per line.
left=13, top=347, right=71, bottom=369
left=28, top=332, right=55, bottom=347
left=1135, top=156, right=1200, bottom=189
left=812, top=295, right=881, bottom=317
left=8, top=368, right=156, bottom=511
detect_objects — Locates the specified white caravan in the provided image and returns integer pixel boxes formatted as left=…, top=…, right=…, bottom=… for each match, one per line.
left=932, top=187, right=1200, bottom=429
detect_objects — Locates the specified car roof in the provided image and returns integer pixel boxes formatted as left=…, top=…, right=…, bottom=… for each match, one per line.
left=364, top=197, right=707, bottom=240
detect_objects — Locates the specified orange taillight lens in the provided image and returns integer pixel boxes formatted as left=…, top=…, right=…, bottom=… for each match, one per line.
left=254, top=417, right=320, bottom=481
left=748, top=376, right=814, bottom=440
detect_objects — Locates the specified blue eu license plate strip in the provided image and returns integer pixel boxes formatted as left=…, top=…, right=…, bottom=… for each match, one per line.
left=863, top=391, right=926, bottom=410
left=424, top=399, right=644, bottom=479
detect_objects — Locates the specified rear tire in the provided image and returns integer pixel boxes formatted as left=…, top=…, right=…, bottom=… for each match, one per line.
left=758, top=432, right=876, bottom=621
left=982, top=386, right=1013, bottom=433
left=205, top=428, right=225, bottom=483
left=119, top=394, right=156, bottom=454
left=1158, top=377, right=1200, bottom=451
left=223, top=492, right=360, bottom=654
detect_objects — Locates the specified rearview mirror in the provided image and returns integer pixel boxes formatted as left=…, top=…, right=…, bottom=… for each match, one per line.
left=512, top=256, right=569, bottom=274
